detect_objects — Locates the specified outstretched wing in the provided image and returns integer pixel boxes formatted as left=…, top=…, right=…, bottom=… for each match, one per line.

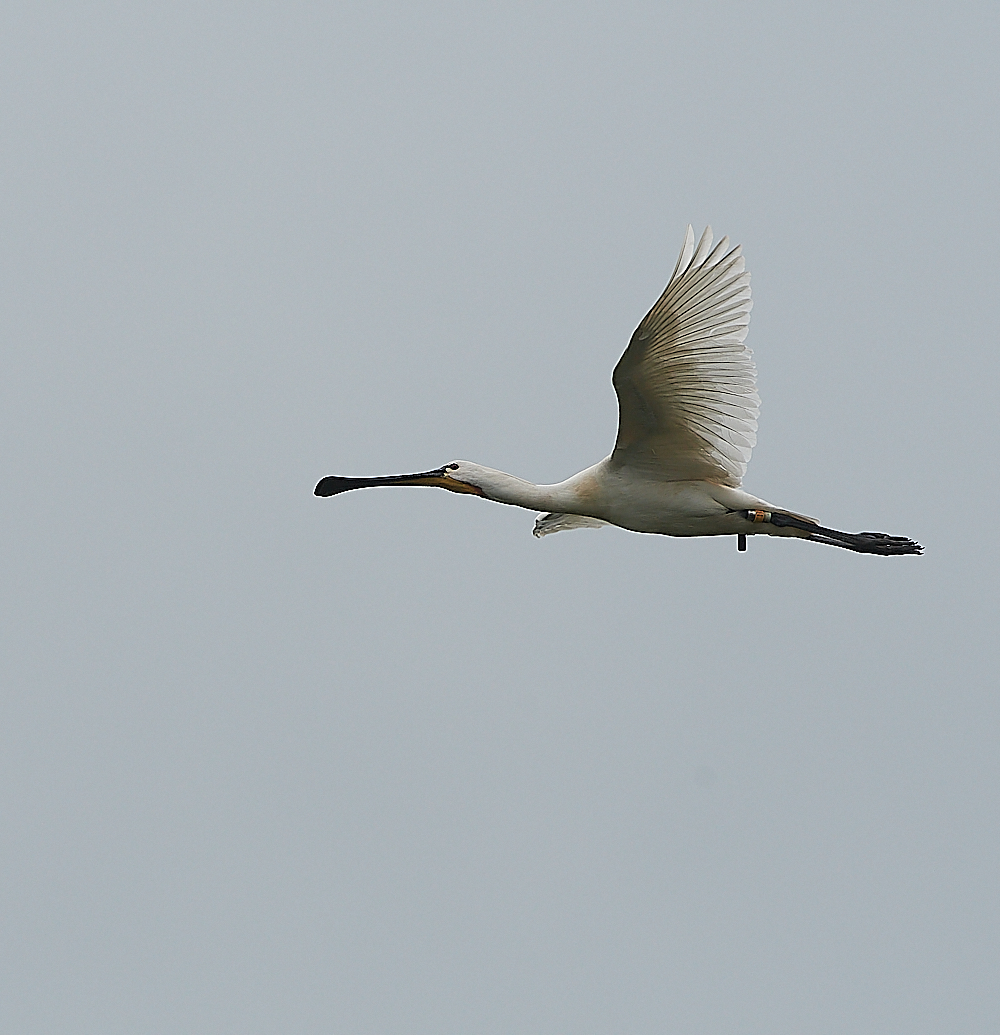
left=611, top=226, right=759, bottom=486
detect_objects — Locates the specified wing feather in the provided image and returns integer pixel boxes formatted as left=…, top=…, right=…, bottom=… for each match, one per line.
left=532, top=512, right=611, bottom=537
left=611, top=225, right=759, bottom=485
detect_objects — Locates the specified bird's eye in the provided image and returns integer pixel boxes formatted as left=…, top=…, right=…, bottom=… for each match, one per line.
left=446, top=463, right=459, bottom=470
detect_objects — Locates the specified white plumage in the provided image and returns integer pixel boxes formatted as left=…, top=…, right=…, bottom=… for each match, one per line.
left=316, top=226, right=921, bottom=557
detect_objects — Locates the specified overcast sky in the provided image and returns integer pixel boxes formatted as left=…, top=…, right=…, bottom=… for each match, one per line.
left=2, top=3, right=998, bottom=1032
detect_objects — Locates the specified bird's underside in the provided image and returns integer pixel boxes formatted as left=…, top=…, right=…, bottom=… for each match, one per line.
left=523, top=466, right=922, bottom=554
left=531, top=503, right=921, bottom=555
left=314, top=224, right=922, bottom=557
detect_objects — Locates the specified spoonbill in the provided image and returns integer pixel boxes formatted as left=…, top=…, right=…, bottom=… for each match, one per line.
left=316, top=226, right=921, bottom=556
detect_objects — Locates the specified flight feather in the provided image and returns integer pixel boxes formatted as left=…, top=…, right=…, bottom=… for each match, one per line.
left=611, top=225, right=759, bottom=486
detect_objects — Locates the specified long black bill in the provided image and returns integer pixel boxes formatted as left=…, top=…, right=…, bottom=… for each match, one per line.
left=746, top=510, right=922, bottom=556
left=315, top=466, right=455, bottom=497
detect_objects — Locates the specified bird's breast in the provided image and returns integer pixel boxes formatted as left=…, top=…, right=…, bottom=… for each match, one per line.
left=575, top=468, right=733, bottom=536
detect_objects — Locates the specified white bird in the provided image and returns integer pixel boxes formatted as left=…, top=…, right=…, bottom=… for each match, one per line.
left=316, top=226, right=921, bottom=556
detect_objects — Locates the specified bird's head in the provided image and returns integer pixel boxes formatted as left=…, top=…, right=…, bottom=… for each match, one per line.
left=413, top=461, right=490, bottom=495
left=435, top=461, right=495, bottom=495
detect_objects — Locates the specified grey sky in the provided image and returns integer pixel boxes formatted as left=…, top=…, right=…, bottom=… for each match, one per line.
left=2, top=2, right=998, bottom=1032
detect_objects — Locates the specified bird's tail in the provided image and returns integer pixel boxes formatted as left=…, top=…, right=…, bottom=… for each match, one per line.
left=743, top=509, right=922, bottom=556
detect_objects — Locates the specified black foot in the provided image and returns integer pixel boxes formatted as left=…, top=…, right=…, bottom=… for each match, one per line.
left=832, top=531, right=923, bottom=556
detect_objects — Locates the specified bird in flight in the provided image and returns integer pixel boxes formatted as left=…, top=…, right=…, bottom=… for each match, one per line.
left=316, top=226, right=921, bottom=556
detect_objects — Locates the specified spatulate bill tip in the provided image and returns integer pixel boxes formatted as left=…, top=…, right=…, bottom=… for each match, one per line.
left=314, top=476, right=360, bottom=497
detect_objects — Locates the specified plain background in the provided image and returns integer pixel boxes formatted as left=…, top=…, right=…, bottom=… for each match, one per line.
left=2, top=2, right=998, bottom=1032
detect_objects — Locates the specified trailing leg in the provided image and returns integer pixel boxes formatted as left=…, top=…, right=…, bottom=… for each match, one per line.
left=742, top=509, right=922, bottom=556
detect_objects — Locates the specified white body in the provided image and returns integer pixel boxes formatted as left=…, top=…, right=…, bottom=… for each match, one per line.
left=451, top=457, right=811, bottom=541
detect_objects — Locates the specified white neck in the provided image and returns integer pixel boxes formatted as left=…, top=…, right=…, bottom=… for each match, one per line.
left=462, top=460, right=604, bottom=514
